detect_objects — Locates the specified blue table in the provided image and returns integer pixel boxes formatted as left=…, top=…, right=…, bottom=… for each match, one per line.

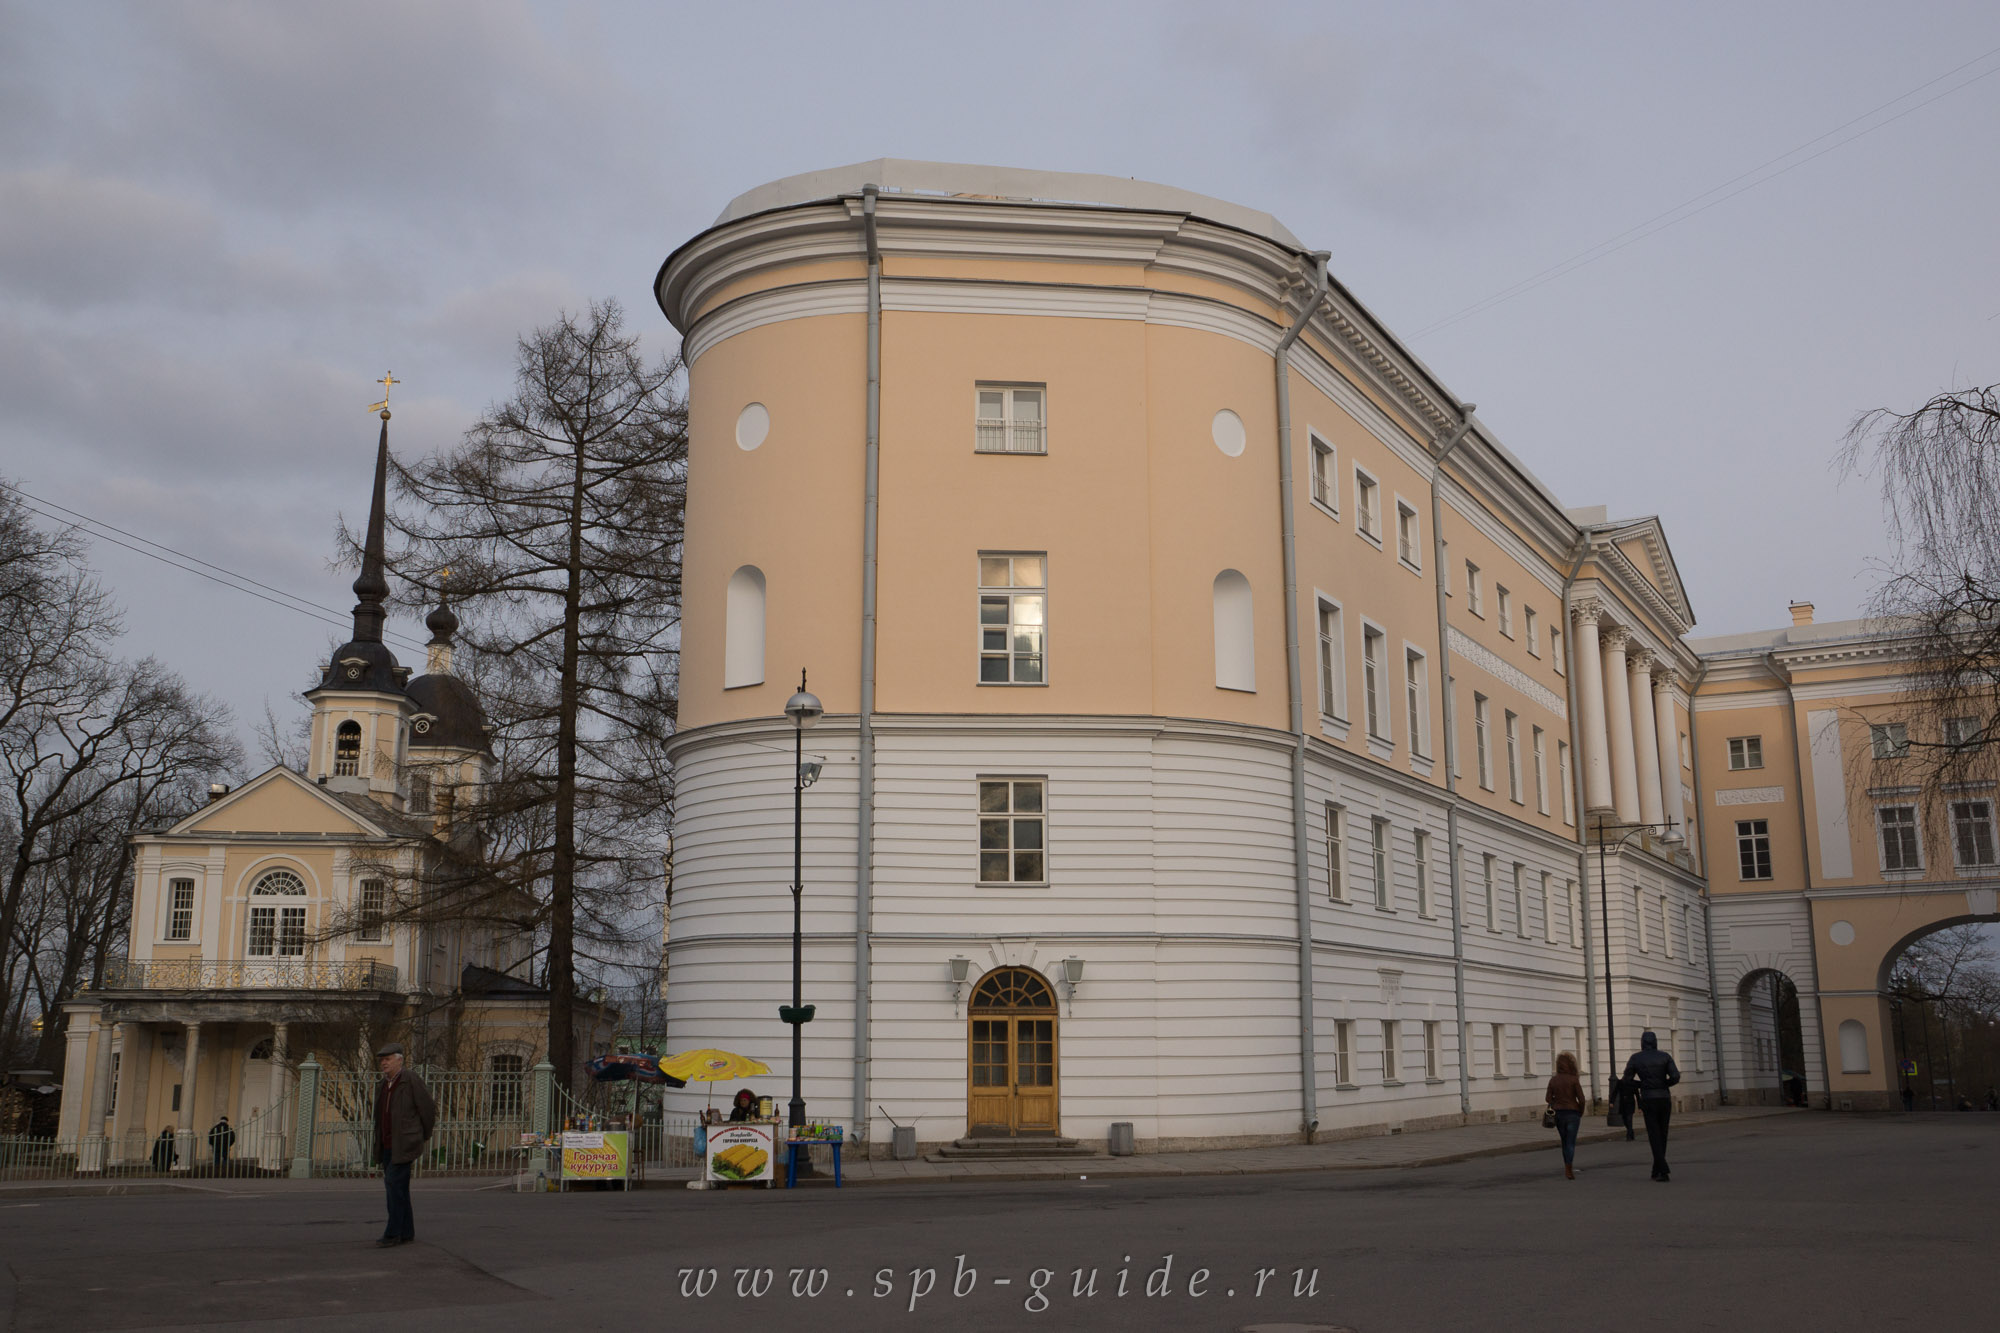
left=785, top=1138, right=842, bottom=1187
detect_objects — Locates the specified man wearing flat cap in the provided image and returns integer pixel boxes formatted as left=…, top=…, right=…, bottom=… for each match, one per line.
left=372, top=1042, right=436, bottom=1247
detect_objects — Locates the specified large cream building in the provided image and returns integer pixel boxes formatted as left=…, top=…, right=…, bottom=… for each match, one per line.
left=655, top=161, right=1723, bottom=1153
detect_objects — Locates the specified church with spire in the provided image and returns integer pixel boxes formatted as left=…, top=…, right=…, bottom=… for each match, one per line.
left=54, top=401, right=615, bottom=1171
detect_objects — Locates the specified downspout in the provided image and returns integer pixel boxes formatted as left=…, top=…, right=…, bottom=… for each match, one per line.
left=1560, top=528, right=1605, bottom=1100
left=1277, top=251, right=1331, bottom=1141
left=1769, top=651, right=1833, bottom=1109
left=1427, top=406, right=1476, bottom=1117
left=1684, top=660, right=1729, bottom=1104
left=853, top=185, right=881, bottom=1142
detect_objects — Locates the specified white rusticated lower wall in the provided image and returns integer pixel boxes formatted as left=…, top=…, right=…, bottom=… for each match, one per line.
left=1708, top=894, right=1825, bottom=1106
left=662, top=715, right=1715, bottom=1150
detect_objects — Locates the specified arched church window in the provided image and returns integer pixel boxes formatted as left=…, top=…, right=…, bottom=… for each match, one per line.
left=247, top=869, right=306, bottom=958
left=334, top=720, right=361, bottom=776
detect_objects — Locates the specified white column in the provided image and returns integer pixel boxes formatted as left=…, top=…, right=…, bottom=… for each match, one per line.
left=1654, top=668, right=1685, bottom=836
left=81, top=1016, right=117, bottom=1172
left=265, top=1022, right=290, bottom=1169
left=1572, top=605, right=1614, bottom=812
left=1601, top=626, right=1641, bottom=822
left=1628, top=647, right=1664, bottom=828
left=175, top=1021, right=201, bottom=1172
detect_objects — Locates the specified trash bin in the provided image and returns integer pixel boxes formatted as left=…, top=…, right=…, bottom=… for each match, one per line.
left=891, top=1125, right=917, bottom=1160
left=1108, top=1122, right=1135, bottom=1156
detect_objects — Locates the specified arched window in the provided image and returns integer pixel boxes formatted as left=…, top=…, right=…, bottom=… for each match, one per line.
left=334, top=720, right=362, bottom=776
left=247, top=869, right=306, bottom=958
left=969, top=967, right=1056, bottom=1011
left=725, top=565, right=766, bottom=689
left=1838, top=1018, right=1870, bottom=1073
left=1212, top=569, right=1254, bottom=691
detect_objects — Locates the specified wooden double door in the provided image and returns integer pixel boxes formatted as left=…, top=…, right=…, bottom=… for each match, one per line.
left=966, top=968, right=1059, bottom=1137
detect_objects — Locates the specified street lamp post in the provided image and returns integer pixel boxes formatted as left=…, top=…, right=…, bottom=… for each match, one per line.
left=1592, top=816, right=1681, bottom=1125
left=781, top=672, right=823, bottom=1139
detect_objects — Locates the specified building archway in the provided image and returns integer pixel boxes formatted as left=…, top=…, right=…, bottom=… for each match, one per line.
left=966, top=967, right=1059, bottom=1138
left=1877, top=917, right=2000, bottom=1111
left=1736, top=968, right=1809, bottom=1106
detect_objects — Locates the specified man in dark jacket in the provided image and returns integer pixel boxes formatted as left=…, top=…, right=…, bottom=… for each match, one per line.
left=208, top=1115, right=236, bottom=1171
left=1621, top=1030, right=1681, bottom=1181
left=372, top=1043, right=436, bottom=1247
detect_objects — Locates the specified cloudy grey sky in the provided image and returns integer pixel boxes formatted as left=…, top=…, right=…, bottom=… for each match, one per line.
left=5, top=0, right=1999, bottom=754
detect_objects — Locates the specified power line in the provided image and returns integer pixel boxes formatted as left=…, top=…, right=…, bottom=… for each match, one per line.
left=1411, top=44, right=2000, bottom=340
left=1, top=479, right=431, bottom=656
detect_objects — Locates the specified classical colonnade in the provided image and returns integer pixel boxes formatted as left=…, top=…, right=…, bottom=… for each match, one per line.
left=1570, top=601, right=1685, bottom=833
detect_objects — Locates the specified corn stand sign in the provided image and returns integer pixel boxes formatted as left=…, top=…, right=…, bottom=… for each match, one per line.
left=704, top=1122, right=776, bottom=1185
left=560, top=1131, right=631, bottom=1182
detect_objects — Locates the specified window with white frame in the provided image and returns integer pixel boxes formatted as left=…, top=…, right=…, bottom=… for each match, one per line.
left=979, top=778, right=1047, bottom=883
left=1878, top=804, right=1922, bottom=871
left=975, top=384, right=1046, bottom=454
left=1334, top=1020, right=1354, bottom=1084
left=1497, top=586, right=1514, bottom=638
left=1736, top=819, right=1773, bottom=880
left=1682, top=904, right=1695, bottom=965
left=1355, top=469, right=1381, bottom=541
left=1441, top=542, right=1451, bottom=594
left=1661, top=894, right=1675, bottom=958
left=1512, top=862, right=1526, bottom=938
left=1310, top=435, right=1336, bottom=510
left=1532, top=726, right=1548, bottom=813
left=978, top=553, right=1045, bottom=684
left=1316, top=600, right=1346, bottom=720
left=247, top=869, right=307, bottom=958
left=334, top=720, right=361, bottom=777
left=1728, top=736, right=1763, bottom=770
left=356, top=878, right=386, bottom=942
left=1423, top=1021, right=1440, bottom=1079
left=1681, top=731, right=1692, bottom=770
left=1473, top=693, right=1492, bottom=789
left=1551, top=625, right=1564, bottom=673
left=1414, top=829, right=1433, bottom=916
left=1490, top=1022, right=1507, bottom=1076
left=1362, top=626, right=1388, bottom=740
left=1634, top=888, right=1648, bottom=952
left=1870, top=722, right=1910, bottom=759
left=1504, top=710, right=1522, bottom=803
left=1558, top=741, right=1573, bottom=824
left=1567, top=880, right=1581, bottom=947
left=166, top=878, right=195, bottom=941
left=1540, top=871, right=1553, bottom=943
left=1404, top=648, right=1428, bottom=756
left=1944, top=715, right=1985, bottom=749
left=1326, top=803, right=1347, bottom=901
left=1524, top=605, right=1540, bottom=656
left=1396, top=501, right=1420, bottom=567
left=1952, top=799, right=1997, bottom=867
left=1482, top=853, right=1497, bottom=931
left=1465, top=561, right=1483, bottom=616
left=1521, top=1024, right=1536, bottom=1076
left=1371, top=817, right=1391, bottom=909
left=1381, top=1019, right=1399, bottom=1082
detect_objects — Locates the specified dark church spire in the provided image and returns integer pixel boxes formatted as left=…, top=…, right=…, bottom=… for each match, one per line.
left=349, top=408, right=392, bottom=645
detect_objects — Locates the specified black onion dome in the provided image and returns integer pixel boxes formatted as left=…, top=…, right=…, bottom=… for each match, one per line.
left=425, top=601, right=459, bottom=643
left=405, top=672, right=490, bottom=752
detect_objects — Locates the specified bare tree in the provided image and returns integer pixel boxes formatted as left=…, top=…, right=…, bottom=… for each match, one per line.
left=364, top=301, right=686, bottom=1089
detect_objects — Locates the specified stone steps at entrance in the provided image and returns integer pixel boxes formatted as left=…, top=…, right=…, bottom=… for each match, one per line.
left=926, top=1136, right=1105, bottom=1162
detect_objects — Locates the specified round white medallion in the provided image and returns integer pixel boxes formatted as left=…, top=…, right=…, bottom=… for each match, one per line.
left=735, top=402, right=770, bottom=451
left=1829, top=920, right=1856, bottom=947
left=1211, top=408, right=1246, bottom=457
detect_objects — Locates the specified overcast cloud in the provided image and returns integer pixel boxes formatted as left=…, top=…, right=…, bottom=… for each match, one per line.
left=3, top=0, right=1998, bottom=759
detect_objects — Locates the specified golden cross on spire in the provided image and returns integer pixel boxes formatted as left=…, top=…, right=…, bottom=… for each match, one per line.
left=367, top=371, right=400, bottom=415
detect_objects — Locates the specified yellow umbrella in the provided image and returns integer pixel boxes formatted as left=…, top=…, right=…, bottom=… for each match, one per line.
left=660, top=1049, right=771, bottom=1083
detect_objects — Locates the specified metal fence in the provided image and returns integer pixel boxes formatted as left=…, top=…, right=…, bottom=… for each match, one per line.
left=0, top=1099, right=289, bottom=1182
left=310, top=1067, right=532, bottom=1177
left=99, top=959, right=399, bottom=991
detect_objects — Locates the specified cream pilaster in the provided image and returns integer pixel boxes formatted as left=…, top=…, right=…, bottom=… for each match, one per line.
left=175, top=1021, right=201, bottom=1172
left=1601, top=626, right=1641, bottom=822
left=1628, top=646, right=1664, bottom=828
left=1571, top=604, right=1613, bottom=812
left=1653, top=668, right=1684, bottom=835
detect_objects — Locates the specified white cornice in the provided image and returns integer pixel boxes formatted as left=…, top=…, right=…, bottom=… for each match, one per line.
left=1442, top=482, right=1565, bottom=598
left=1786, top=675, right=1922, bottom=703
left=1691, top=688, right=1790, bottom=713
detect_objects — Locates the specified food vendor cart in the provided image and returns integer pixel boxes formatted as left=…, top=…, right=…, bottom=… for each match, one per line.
left=702, top=1119, right=777, bottom=1187
left=559, top=1123, right=636, bottom=1189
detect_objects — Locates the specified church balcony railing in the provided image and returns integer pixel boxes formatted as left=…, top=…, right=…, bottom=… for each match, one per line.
left=98, top=959, right=400, bottom=992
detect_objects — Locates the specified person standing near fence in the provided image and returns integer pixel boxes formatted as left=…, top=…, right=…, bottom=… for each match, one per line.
left=372, top=1043, right=436, bottom=1247
left=207, top=1115, right=235, bottom=1171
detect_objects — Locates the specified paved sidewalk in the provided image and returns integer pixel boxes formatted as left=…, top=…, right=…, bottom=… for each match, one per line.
left=0, top=1104, right=1797, bottom=1198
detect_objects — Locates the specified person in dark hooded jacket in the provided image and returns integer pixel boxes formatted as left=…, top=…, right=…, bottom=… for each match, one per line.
left=1620, top=1030, right=1681, bottom=1181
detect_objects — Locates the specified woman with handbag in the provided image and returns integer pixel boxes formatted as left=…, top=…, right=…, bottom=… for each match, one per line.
left=1545, top=1051, right=1586, bottom=1180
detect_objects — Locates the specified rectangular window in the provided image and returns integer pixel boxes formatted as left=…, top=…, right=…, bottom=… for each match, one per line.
left=1512, top=863, right=1526, bottom=938
left=1558, top=741, right=1573, bottom=825
left=979, top=778, right=1047, bottom=883
left=1944, top=715, right=1984, bottom=749
left=356, top=878, right=386, bottom=942
left=1551, top=626, right=1564, bottom=673
left=1682, top=904, right=1695, bottom=966
left=1952, top=799, right=1996, bottom=867
left=1396, top=501, right=1420, bottom=567
left=167, top=878, right=195, bottom=941
left=1405, top=649, right=1428, bottom=756
left=1728, top=736, right=1763, bottom=770
left=1381, top=1019, right=1399, bottom=1082
left=1482, top=853, right=1497, bottom=931
left=1466, top=562, right=1483, bottom=616
left=248, top=906, right=276, bottom=957
left=1474, top=694, right=1492, bottom=789
left=1871, top=722, right=1910, bottom=759
left=1521, top=1025, right=1536, bottom=1077
left=1414, top=830, right=1432, bottom=916
left=978, top=553, right=1046, bottom=684
left=1879, top=804, right=1922, bottom=872
left=1355, top=470, right=1381, bottom=541
left=974, top=384, right=1046, bottom=454
left=1504, top=711, right=1522, bottom=802
left=278, top=906, right=306, bottom=957
left=1540, top=871, right=1553, bottom=943
left=1661, top=895, right=1675, bottom=958
left=107, top=1053, right=119, bottom=1114
left=1334, top=1020, right=1353, bottom=1085
left=1736, top=819, right=1773, bottom=880
left=1371, top=817, right=1391, bottom=909
left=1490, top=1022, right=1507, bottom=1077
left=1532, top=726, right=1548, bottom=813
left=1326, top=803, right=1347, bottom=902
left=1316, top=600, right=1345, bottom=720
left=1497, top=586, right=1514, bottom=638
left=1363, top=626, right=1387, bottom=740
left=1524, top=606, right=1540, bottom=657
left=1442, top=542, right=1451, bottom=595
left=1423, top=1021, right=1440, bottom=1079
left=1567, top=880, right=1581, bottom=947
left=1310, top=435, right=1336, bottom=510
left=1634, top=888, right=1648, bottom=952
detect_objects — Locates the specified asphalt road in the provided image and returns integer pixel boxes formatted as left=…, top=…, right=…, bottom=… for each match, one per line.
left=2, top=1115, right=1993, bottom=1332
